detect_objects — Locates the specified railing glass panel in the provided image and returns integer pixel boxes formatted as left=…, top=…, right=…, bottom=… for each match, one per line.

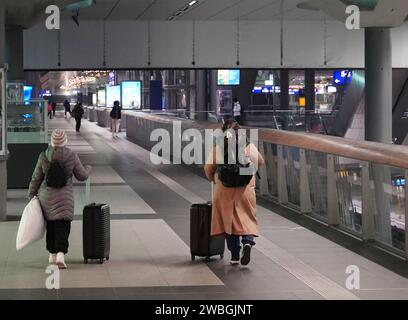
left=306, top=150, right=328, bottom=219
left=369, top=164, right=405, bottom=252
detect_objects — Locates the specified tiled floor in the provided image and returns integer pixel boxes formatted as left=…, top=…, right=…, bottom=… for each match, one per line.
left=2, top=113, right=408, bottom=300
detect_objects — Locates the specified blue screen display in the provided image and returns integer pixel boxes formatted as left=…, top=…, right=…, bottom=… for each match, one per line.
left=23, top=86, right=33, bottom=101
left=218, top=70, right=240, bottom=85
left=333, top=70, right=353, bottom=86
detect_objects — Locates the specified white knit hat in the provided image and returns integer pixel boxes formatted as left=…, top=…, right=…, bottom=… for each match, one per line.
left=51, top=129, right=67, bottom=147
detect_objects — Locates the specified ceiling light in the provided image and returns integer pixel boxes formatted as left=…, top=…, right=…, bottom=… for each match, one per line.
left=189, top=1, right=198, bottom=6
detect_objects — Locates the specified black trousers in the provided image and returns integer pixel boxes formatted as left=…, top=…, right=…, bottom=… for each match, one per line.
left=75, top=117, right=82, bottom=131
left=46, top=220, right=71, bottom=254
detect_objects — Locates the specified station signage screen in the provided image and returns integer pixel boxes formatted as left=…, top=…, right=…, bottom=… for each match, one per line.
left=217, top=70, right=240, bottom=86
left=97, top=88, right=106, bottom=107
left=121, top=81, right=142, bottom=109
left=106, top=85, right=121, bottom=108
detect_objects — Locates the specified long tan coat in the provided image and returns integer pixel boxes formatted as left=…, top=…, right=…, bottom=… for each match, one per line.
left=204, top=143, right=265, bottom=237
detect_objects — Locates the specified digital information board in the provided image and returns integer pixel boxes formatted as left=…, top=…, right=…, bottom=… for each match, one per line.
left=121, top=81, right=142, bottom=109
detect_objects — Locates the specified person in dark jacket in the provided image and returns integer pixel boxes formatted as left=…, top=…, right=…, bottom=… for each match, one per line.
left=63, top=100, right=71, bottom=118
left=51, top=101, right=57, bottom=117
left=28, top=129, right=91, bottom=269
left=71, top=102, right=84, bottom=132
left=110, top=100, right=122, bottom=139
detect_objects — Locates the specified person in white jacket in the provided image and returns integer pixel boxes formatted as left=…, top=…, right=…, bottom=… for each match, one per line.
left=233, top=97, right=241, bottom=124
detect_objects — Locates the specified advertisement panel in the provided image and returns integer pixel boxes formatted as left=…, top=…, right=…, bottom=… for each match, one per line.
left=121, top=81, right=142, bottom=109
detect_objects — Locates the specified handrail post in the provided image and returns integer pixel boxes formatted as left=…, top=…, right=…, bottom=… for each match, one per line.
left=362, top=162, right=375, bottom=240
left=277, top=145, right=288, bottom=204
left=300, top=149, right=312, bottom=213
left=327, top=154, right=340, bottom=226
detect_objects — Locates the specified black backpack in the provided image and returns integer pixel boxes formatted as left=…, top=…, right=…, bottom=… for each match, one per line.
left=46, top=160, right=67, bottom=188
left=217, top=136, right=257, bottom=188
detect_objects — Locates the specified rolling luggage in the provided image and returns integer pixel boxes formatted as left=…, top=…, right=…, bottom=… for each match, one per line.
left=190, top=183, right=225, bottom=261
left=82, top=178, right=110, bottom=264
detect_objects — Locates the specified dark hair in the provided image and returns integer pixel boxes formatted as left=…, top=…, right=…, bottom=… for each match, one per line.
left=114, top=100, right=120, bottom=107
left=222, top=118, right=239, bottom=132
left=233, top=97, right=238, bottom=103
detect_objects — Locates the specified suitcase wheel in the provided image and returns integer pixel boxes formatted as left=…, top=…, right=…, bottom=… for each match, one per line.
left=106, top=256, right=109, bottom=261
left=191, top=255, right=195, bottom=261
left=99, top=259, right=104, bottom=264
left=205, top=256, right=211, bottom=262
left=84, top=259, right=88, bottom=264
left=220, top=254, right=224, bottom=259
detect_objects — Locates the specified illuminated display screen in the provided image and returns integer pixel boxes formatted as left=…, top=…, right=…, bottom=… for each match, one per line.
left=97, top=88, right=106, bottom=107
left=121, top=81, right=142, bottom=109
left=217, top=70, right=240, bottom=86
left=23, top=86, right=33, bottom=101
left=106, top=85, right=121, bottom=108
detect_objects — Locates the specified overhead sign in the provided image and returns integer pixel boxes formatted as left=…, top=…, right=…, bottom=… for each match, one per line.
left=334, top=70, right=353, bottom=85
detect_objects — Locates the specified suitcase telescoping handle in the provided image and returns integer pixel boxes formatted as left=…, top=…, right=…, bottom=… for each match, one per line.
left=210, top=181, right=214, bottom=203
left=85, top=177, right=91, bottom=205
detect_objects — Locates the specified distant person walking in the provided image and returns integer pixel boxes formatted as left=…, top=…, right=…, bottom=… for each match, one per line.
left=233, top=97, right=241, bottom=124
left=64, top=100, right=71, bottom=118
left=204, top=119, right=264, bottom=266
left=28, top=129, right=91, bottom=269
left=48, top=101, right=53, bottom=120
left=52, top=101, right=57, bottom=117
left=110, top=100, right=122, bottom=139
left=71, top=102, right=84, bottom=132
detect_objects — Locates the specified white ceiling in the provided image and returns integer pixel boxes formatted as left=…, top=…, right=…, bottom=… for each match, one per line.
left=5, top=0, right=332, bottom=26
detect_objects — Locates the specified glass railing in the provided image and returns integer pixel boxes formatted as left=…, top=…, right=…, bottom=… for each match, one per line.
left=7, top=100, right=48, bottom=144
left=256, top=130, right=408, bottom=257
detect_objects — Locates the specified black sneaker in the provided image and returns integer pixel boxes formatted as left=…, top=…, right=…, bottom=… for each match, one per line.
left=230, top=253, right=240, bottom=265
left=240, top=244, right=252, bottom=266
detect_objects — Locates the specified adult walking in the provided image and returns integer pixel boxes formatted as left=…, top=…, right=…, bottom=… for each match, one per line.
left=233, top=97, right=241, bottom=124
left=71, top=102, right=84, bottom=132
left=204, top=119, right=264, bottom=266
left=63, top=100, right=71, bottom=118
left=110, top=100, right=122, bottom=139
left=28, top=129, right=91, bottom=269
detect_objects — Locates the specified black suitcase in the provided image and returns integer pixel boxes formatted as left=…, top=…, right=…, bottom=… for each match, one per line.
left=83, top=203, right=110, bottom=264
left=190, top=202, right=225, bottom=261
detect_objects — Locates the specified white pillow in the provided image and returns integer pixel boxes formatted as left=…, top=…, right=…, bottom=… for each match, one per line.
left=16, top=196, right=46, bottom=251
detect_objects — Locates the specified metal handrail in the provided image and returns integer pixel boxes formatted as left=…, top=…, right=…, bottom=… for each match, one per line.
left=124, top=111, right=408, bottom=170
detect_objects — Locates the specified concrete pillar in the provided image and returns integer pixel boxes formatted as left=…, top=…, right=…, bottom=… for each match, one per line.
left=305, top=69, right=315, bottom=112
left=279, top=69, right=289, bottom=110
left=365, top=27, right=392, bottom=144
left=305, top=69, right=315, bottom=131
left=5, top=26, right=24, bottom=81
left=365, top=27, right=393, bottom=245
left=196, top=70, right=207, bottom=121
left=0, top=1, right=7, bottom=221
left=210, top=70, right=217, bottom=113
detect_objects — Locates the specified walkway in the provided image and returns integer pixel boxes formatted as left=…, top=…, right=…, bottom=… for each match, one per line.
left=2, top=113, right=408, bottom=300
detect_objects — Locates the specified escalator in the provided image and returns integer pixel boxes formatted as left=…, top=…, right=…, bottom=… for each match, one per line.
left=391, top=69, right=408, bottom=145
left=331, top=70, right=365, bottom=137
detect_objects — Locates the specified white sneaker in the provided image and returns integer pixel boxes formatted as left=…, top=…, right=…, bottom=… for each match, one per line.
left=48, top=254, right=56, bottom=264
left=56, top=252, right=67, bottom=269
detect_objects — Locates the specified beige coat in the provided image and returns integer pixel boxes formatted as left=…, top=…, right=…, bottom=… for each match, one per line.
left=204, top=143, right=265, bottom=237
